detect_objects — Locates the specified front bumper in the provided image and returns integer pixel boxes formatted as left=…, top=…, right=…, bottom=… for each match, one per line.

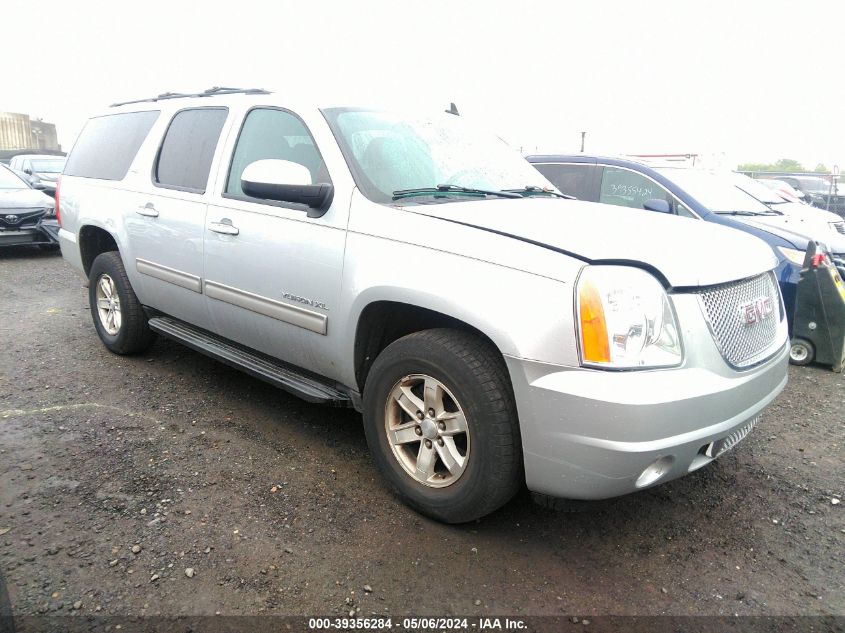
left=507, top=293, right=790, bottom=500
left=0, top=226, right=56, bottom=247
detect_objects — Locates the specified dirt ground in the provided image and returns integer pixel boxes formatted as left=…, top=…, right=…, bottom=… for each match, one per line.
left=0, top=248, right=843, bottom=628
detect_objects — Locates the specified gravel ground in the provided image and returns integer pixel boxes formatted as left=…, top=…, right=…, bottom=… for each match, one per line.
left=0, top=247, right=843, bottom=625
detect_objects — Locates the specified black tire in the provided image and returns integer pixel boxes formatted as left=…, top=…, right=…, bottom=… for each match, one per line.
left=88, top=251, right=155, bottom=355
left=362, top=328, right=523, bottom=523
left=789, top=338, right=814, bottom=366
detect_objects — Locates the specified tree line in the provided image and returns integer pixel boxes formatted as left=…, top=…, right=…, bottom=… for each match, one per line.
left=737, top=158, right=830, bottom=173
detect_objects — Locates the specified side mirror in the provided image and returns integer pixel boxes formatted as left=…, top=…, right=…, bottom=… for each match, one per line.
left=643, top=198, right=672, bottom=214
left=241, top=159, right=333, bottom=218
left=24, top=168, right=33, bottom=175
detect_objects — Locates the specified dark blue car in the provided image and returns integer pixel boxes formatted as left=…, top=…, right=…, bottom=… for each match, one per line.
left=526, top=155, right=814, bottom=329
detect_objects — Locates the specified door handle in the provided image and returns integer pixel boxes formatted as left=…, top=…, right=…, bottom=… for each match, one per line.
left=136, top=203, right=159, bottom=218
left=208, top=219, right=239, bottom=236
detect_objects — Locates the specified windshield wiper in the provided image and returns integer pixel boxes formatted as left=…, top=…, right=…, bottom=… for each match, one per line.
left=392, top=184, right=522, bottom=201
left=502, top=186, right=575, bottom=199
left=716, top=211, right=768, bottom=216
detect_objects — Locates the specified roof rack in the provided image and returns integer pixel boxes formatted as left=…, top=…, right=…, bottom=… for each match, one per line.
left=110, top=86, right=270, bottom=108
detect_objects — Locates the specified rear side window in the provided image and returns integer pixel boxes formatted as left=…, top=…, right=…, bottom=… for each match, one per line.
left=64, top=111, right=159, bottom=181
left=154, top=108, right=228, bottom=193
left=533, top=163, right=593, bottom=200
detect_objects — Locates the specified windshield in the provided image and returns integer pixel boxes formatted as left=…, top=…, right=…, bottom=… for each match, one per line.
left=731, top=173, right=785, bottom=204
left=322, top=108, right=556, bottom=204
left=655, top=168, right=773, bottom=214
left=0, top=165, right=28, bottom=189
left=31, top=158, right=65, bottom=173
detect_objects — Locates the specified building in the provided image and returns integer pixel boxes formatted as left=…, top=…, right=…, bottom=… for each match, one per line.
left=0, top=112, right=61, bottom=151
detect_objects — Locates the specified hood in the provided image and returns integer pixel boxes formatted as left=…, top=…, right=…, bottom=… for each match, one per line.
left=737, top=211, right=845, bottom=253
left=0, top=187, right=54, bottom=209
left=34, top=172, right=59, bottom=183
left=408, top=198, right=777, bottom=287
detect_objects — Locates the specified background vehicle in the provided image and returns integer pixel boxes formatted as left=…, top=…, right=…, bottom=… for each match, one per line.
left=756, top=178, right=806, bottom=203
left=773, top=175, right=844, bottom=216
left=731, top=172, right=845, bottom=255
left=58, top=89, right=788, bottom=522
left=527, top=154, right=813, bottom=323
left=7, top=154, right=66, bottom=197
left=0, top=163, right=58, bottom=248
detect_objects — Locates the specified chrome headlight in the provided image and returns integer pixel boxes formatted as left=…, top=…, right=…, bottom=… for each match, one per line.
left=576, top=266, right=682, bottom=369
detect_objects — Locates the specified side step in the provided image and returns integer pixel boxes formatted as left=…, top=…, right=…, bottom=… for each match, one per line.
left=148, top=316, right=353, bottom=407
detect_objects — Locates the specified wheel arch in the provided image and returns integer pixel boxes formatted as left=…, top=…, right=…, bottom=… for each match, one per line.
left=351, top=295, right=515, bottom=393
left=79, top=224, right=120, bottom=277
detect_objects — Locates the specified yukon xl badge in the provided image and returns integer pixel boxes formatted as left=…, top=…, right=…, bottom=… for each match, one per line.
left=740, top=297, right=773, bottom=325
left=282, top=292, right=328, bottom=311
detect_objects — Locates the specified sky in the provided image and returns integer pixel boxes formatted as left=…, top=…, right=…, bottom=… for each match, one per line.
left=3, top=0, right=844, bottom=171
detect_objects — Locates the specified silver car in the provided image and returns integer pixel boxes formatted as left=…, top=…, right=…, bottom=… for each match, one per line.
left=57, top=87, right=789, bottom=522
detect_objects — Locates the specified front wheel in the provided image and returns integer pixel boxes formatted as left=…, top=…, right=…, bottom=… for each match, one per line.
left=362, top=329, right=522, bottom=523
left=789, top=338, right=814, bottom=366
left=88, top=251, right=155, bottom=355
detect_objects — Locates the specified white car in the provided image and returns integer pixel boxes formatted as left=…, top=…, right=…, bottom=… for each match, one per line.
left=732, top=173, right=845, bottom=252
left=756, top=178, right=806, bottom=203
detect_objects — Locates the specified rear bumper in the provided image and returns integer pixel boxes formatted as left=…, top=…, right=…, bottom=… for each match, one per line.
left=58, top=227, right=86, bottom=279
left=507, top=293, right=790, bottom=500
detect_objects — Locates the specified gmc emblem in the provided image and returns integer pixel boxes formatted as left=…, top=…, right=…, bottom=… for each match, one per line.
left=740, top=297, right=774, bottom=325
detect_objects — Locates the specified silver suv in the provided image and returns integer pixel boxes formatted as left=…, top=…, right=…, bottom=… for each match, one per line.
left=57, top=87, right=789, bottom=523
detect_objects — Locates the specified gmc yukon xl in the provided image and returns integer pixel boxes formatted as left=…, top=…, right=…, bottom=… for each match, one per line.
left=57, top=87, right=789, bottom=522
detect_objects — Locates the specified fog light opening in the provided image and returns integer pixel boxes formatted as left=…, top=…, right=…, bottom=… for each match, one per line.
left=635, top=455, right=675, bottom=488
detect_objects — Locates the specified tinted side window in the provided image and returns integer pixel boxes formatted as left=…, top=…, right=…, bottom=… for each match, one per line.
left=599, top=167, right=670, bottom=210
left=64, top=111, right=159, bottom=180
left=154, top=108, right=228, bottom=192
left=225, top=108, right=330, bottom=198
left=533, top=163, right=593, bottom=200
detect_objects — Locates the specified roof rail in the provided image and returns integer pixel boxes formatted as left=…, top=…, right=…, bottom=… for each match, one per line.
left=110, top=86, right=270, bottom=108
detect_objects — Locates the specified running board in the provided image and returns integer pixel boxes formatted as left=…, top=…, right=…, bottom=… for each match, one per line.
left=147, top=316, right=353, bottom=407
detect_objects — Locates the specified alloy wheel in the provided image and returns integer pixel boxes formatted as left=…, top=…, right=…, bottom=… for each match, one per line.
left=95, top=274, right=122, bottom=335
left=384, top=374, right=470, bottom=488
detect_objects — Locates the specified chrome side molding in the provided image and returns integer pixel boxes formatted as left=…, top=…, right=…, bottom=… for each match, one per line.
left=204, top=280, right=327, bottom=335
left=136, top=259, right=202, bottom=293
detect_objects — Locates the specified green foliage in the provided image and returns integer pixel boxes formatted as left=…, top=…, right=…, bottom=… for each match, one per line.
left=737, top=158, right=816, bottom=173
left=774, top=158, right=805, bottom=171
left=737, top=162, right=776, bottom=172
left=814, top=163, right=830, bottom=173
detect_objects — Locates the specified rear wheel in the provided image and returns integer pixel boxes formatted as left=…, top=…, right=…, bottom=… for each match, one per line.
left=362, top=329, right=522, bottom=523
left=88, top=251, right=155, bottom=354
left=789, top=338, right=814, bottom=366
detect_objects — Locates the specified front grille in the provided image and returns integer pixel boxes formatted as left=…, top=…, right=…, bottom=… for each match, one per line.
left=833, top=221, right=845, bottom=235
left=704, top=414, right=760, bottom=458
left=696, top=272, right=782, bottom=368
left=0, top=208, right=46, bottom=229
